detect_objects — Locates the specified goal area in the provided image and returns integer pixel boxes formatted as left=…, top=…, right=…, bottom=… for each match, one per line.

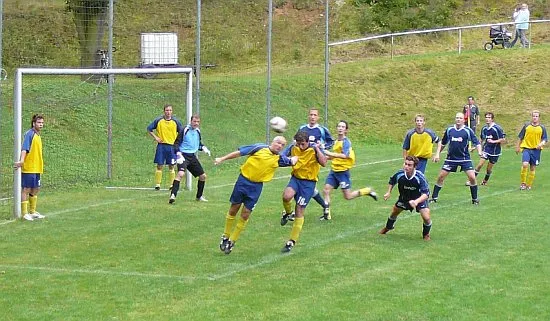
left=11, top=67, right=194, bottom=219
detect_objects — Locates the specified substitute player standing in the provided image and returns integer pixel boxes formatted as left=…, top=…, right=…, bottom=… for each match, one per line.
left=430, top=112, right=482, bottom=205
left=516, top=110, right=547, bottom=190
left=14, top=114, right=46, bottom=221
left=147, top=104, right=184, bottom=190
left=379, top=156, right=432, bottom=240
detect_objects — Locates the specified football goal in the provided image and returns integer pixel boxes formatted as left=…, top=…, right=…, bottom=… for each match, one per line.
left=11, top=67, right=194, bottom=219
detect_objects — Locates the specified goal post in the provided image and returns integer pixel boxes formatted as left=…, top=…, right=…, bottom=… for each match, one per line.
left=12, top=67, right=194, bottom=219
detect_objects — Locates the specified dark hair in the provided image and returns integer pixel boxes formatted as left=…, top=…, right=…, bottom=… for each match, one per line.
left=294, top=131, right=308, bottom=143
left=31, top=114, right=44, bottom=128
left=163, top=104, right=173, bottom=111
left=338, top=120, right=349, bottom=129
left=405, top=155, right=419, bottom=167
left=467, top=96, right=474, bottom=100
left=485, top=112, right=494, bottom=119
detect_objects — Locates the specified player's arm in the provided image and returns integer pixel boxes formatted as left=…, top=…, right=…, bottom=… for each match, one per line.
left=314, top=144, right=328, bottom=167
left=537, top=126, right=548, bottom=150
left=409, top=192, right=429, bottom=208
left=214, top=150, right=241, bottom=165
left=516, top=125, right=527, bottom=154
left=383, top=184, right=394, bottom=201
left=147, top=119, right=162, bottom=143
left=323, top=128, right=335, bottom=150
left=433, top=141, right=444, bottom=162
left=14, top=150, right=28, bottom=168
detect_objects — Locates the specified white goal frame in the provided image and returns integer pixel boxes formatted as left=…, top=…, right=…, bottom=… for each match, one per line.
left=12, top=67, right=194, bottom=219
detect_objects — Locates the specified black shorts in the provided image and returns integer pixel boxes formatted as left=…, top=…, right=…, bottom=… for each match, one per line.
left=177, top=153, right=205, bottom=177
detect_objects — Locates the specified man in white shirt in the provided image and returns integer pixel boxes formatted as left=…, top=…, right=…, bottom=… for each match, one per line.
left=511, top=3, right=530, bottom=48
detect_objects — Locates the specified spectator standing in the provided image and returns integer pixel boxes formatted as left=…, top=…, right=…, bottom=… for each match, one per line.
left=463, top=96, right=480, bottom=135
left=510, top=3, right=530, bottom=48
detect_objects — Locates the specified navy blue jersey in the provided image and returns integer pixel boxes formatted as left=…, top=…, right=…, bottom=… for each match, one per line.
left=441, top=126, right=479, bottom=161
left=388, top=169, right=430, bottom=201
left=298, top=124, right=334, bottom=150
left=481, top=123, right=506, bottom=156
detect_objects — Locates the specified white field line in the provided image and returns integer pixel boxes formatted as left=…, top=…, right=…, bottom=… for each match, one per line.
left=0, top=188, right=516, bottom=282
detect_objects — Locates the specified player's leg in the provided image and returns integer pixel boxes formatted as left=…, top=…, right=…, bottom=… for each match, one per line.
left=379, top=205, right=403, bottom=234
left=416, top=158, right=428, bottom=174
left=321, top=183, right=334, bottom=220
left=153, top=145, right=166, bottom=190
left=186, top=156, right=207, bottom=201
left=220, top=203, right=241, bottom=251
left=482, top=159, right=496, bottom=185
left=20, top=184, right=31, bottom=220
left=520, top=149, right=531, bottom=189
left=430, top=168, right=451, bottom=202
left=419, top=207, right=432, bottom=240
left=339, top=170, right=377, bottom=201
left=168, top=162, right=186, bottom=204
left=282, top=181, right=314, bottom=253
left=280, top=178, right=298, bottom=225
left=28, top=185, right=44, bottom=219
left=526, top=150, right=540, bottom=189
left=465, top=169, right=479, bottom=204
left=167, top=164, right=176, bottom=189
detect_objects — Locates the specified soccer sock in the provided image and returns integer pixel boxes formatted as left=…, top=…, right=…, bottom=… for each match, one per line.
left=171, top=180, right=181, bottom=197
left=223, top=213, right=236, bottom=237
left=474, top=170, right=479, bottom=177
left=196, top=180, right=205, bottom=199
left=469, top=185, right=478, bottom=200
left=21, top=200, right=29, bottom=215
left=229, top=217, right=249, bottom=242
left=484, top=170, right=492, bottom=182
left=432, top=185, right=442, bottom=199
left=29, top=194, right=38, bottom=213
left=385, top=216, right=397, bottom=230
left=423, top=221, right=432, bottom=237
left=359, top=187, right=372, bottom=196
left=283, top=200, right=293, bottom=214
left=313, top=192, right=326, bottom=208
left=520, top=167, right=528, bottom=184
left=169, top=170, right=176, bottom=186
left=289, top=217, right=305, bottom=242
left=155, top=170, right=163, bottom=185
left=527, top=170, right=536, bottom=187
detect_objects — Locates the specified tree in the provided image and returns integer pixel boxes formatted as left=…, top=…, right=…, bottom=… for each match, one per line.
left=66, top=0, right=110, bottom=69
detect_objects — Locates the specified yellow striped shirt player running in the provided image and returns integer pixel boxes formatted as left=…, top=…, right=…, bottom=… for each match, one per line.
left=516, top=110, right=547, bottom=190
left=279, top=131, right=327, bottom=253
left=216, top=136, right=297, bottom=255
left=320, top=120, right=378, bottom=221
left=14, top=114, right=46, bottom=221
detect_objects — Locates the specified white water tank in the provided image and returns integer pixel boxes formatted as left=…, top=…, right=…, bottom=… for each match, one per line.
left=140, top=33, right=178, bottom=65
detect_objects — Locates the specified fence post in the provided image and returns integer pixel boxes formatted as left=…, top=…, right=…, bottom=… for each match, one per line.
left=458, top=29, right=462, bottom=54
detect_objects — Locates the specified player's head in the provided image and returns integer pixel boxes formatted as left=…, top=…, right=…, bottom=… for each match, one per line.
left=404, top=155, right=419, bottom=174
left=467, top=96, right=475, bottom=104
left=531, top=110, right=540, bottom=124
left=308, top=108, right=320, bottom=126
left=31, top=114, right=44, bottom=130
left=270, top=136, right=287, bottom=153
left=163, top=104, right=173, bottom=119
left=294, top=131, right=310, bottom=150
left=336, top=120, right=348, bottom=135
left=190, top=114, right=201, bottom=129
left=485, top=112, right=494, bottom=124
left=455, top=112, right=465, bottom=126
left=414, top=114, right=425, bottom=129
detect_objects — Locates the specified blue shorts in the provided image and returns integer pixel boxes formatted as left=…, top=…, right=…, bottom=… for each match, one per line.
left=481, top=152, right=500, bottom=164
left=229, top=174, right=263, bottom=211
left=441, top=160, right=474, bottom=172
left=154, top=144, right=176, bottom=165
left=416, top=158, right=428, bottom=173
left=522, top=149, right=541, bottom=166
left=287, top=176, right=316, bottom=208
left=22, top=173, right=41, bottom=189
left=325, top=170, right=352, bottom=190
left=395, top=198, right=429, bottom=213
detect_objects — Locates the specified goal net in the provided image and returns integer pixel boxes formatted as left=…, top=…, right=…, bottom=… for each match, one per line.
left=9, top=67, right=193, bottom=219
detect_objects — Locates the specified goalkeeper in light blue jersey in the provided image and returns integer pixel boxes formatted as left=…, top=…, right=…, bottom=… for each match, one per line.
left=215, top=136, right=297, bottom=255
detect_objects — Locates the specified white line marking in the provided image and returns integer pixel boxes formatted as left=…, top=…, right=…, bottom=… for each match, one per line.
left=0, top=188, right=516, bottom=281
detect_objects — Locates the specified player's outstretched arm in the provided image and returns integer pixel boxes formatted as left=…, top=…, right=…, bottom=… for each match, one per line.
left=214, top=150, right=241, bottom=165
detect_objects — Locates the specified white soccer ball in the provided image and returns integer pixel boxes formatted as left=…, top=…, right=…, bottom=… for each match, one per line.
left=270, top=116, right=287, bottom=133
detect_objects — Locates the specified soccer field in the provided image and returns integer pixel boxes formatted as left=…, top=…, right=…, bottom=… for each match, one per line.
left=1, top=145, right=549, bottom=321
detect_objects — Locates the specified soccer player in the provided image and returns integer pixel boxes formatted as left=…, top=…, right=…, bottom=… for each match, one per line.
left=296, top=108, right=334, bottom=217
left=280, top=131, right=328, bottom=253
left=379, top=156, right=432, bottom=240
left=147, top=104, right=184, bottom=190
left=402, top=114, right=440, bottom=173
left=216, top=136, right=297, bottom=255
left=14, top=114, right=46, bottom=221
left=463, top=96, right=481, bottom=135
left=169, top=114, right=211, bottom=204
left=320, top=120, right=377, bottom=221
left=430, top=112, right=482, bottom=205
left=516, top=110, right=547, bottom=190
left=466, top=112, right=506, bottom=186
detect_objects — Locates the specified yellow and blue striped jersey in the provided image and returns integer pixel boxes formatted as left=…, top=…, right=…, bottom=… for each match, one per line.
left=239, top=144, right=293, bottom=183
left=147, top=117, right=183, bottom=145
left=331, top=138, right=355, bottom=172
left=402, top=128, right=440, bottom=159
left=518, top=123, right=548, bottom=149
left=21, top=129, right=43, bottom=174
left=285, top=145, right=321, bottom=181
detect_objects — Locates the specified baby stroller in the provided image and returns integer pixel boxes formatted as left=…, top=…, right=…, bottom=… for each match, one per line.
left=484, top=25, right=512, bottom=51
